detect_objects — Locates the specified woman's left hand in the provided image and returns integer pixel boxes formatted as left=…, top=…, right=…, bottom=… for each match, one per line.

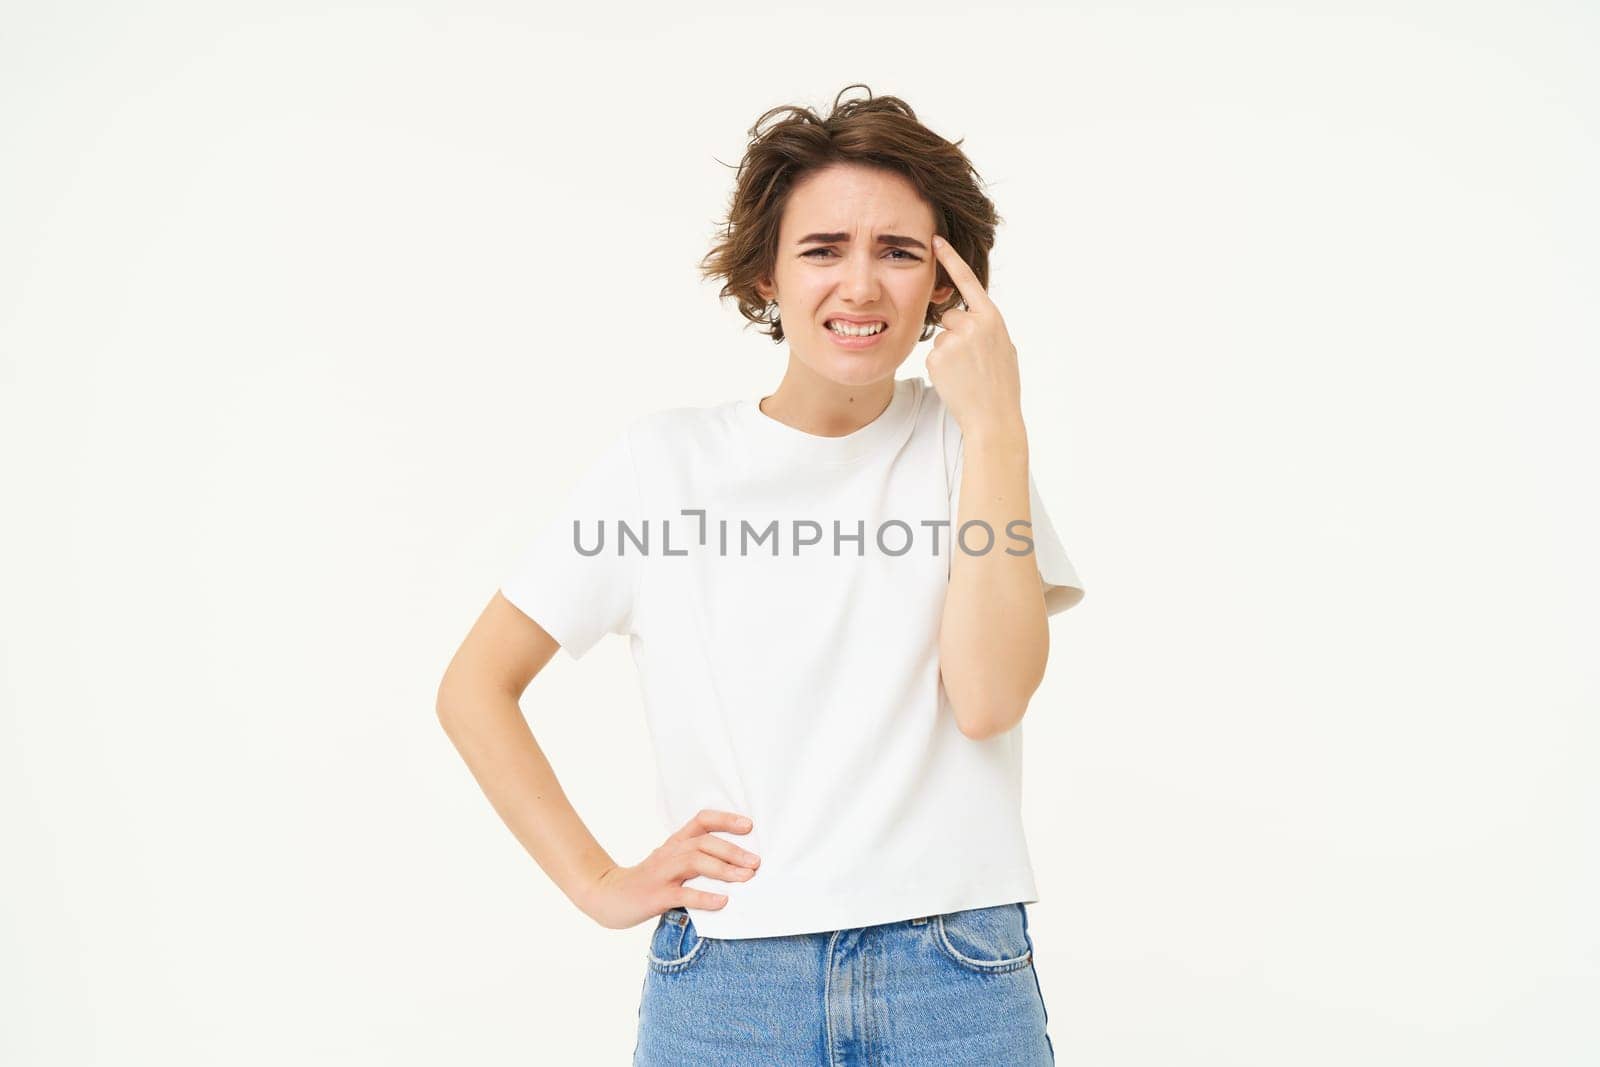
left=926, top=235, right=1026, bottom=435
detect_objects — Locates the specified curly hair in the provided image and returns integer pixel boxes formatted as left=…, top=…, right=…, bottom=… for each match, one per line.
left=699, top=84, right=1002, bottom=345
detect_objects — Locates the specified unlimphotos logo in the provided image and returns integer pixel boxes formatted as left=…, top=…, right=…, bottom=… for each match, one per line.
left=570, top=509, right=1035, bottom=559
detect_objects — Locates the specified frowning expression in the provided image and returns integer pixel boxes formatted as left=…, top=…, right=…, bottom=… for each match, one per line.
left=757, top=162, right=954, bottom=385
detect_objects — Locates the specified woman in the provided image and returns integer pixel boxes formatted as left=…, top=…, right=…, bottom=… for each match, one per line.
left=437, top=85, right=1086, bottom=1065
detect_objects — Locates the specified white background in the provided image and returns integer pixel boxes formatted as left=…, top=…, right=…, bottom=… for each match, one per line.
left=3, top=2, right=1596, bottom=1063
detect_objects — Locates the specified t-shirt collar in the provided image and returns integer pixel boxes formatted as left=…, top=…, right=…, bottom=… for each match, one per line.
left=735, top=376, right=919, bottom=465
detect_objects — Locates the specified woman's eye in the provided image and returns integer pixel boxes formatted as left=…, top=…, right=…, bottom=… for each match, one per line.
left=801, top=248, right=920, bottom=261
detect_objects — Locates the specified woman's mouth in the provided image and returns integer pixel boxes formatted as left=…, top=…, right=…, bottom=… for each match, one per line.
left=824, top=318, right=888, bottom=349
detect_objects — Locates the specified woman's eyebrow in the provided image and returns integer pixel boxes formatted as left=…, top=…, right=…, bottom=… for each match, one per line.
left=796, top=232, right=928, bottom=251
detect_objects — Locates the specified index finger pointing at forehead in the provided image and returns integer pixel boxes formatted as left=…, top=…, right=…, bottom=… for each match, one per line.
left=932, top=235, right=992, bottom=312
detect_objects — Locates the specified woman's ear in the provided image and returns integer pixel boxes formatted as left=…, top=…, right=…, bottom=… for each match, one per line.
left=756, top=276, right=776, bottom=302
left=930, top=282, right=954, bottom=305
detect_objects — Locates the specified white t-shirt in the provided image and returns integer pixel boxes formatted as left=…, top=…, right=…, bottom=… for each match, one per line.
left=500, top=374, right=1085, bottom=939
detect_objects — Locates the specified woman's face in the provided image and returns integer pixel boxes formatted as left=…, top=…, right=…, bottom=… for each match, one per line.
left=756, top=162, right=954, bottom=388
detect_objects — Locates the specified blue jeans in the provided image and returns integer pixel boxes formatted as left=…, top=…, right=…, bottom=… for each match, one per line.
left=632, top=902, right=1055, bottom=1065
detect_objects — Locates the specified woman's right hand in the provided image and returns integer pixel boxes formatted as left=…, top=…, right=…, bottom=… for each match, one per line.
left=580, top=809, right=761, bottom=930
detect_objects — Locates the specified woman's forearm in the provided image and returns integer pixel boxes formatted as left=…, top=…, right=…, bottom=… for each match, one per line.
left=436, top=686, right=616, bottom=913
left=939, top=419, right=1050, bottom=739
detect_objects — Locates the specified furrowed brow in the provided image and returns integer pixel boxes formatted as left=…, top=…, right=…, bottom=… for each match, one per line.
left=797, top=232, right=928, bottom=251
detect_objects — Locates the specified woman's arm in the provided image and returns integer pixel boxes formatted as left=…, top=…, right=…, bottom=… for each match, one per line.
left=925, top=234, right=1051, bottom=740
left=939, top=421, right=1050, bottom=741
left=435, top=593, right=616, bottom=914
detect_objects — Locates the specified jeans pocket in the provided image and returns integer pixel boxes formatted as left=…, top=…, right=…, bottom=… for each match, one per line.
left=932, top=903, right=1034, bottom=975
left=646, top=907, right=712, bottom=974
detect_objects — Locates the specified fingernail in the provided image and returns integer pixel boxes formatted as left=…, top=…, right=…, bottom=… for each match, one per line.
left=736, top=816, right=751, bottom=827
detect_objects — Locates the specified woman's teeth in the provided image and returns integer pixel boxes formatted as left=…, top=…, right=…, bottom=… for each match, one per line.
left=827, top=320, right=886, bottom=337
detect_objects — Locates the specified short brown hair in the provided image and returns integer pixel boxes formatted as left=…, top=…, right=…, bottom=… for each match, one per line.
left=699, top=84, right=1002, bottom=345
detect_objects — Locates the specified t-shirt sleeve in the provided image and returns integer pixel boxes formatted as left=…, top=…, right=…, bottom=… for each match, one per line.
left=946, top=416, right=1086, bottom=616
left=499, top=426, right=643, bottom=660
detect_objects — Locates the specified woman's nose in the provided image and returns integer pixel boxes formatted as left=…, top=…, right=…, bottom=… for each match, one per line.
left=839, top=251, right=881, bottom=301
